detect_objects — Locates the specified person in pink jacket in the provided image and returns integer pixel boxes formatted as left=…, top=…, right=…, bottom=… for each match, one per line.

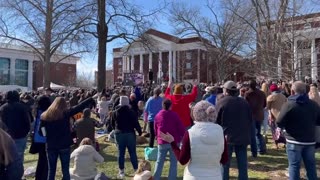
left=153, top=99, right=185, bottom=180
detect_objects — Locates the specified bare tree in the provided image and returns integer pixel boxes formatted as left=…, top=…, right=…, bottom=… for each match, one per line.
left=75, top=71, right=95, bottom=88
left=83, top=0, right=166, bottom=91
left=0, top=0, right=95, bottom=88
left=225, top=0, right=320, bottom=81
left=169, top=0, right=251, bottom=82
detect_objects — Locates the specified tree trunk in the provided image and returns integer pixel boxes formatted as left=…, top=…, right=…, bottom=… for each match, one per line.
left=97, top=0, right=107, bottom=91
left=43, top=0, right=53, bottom=88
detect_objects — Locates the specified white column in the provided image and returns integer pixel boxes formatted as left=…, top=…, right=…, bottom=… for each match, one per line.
left=28, top=60, right=33, bottom=90
left=10, top=58, right=15, bottom=85
left=158, top=51, right=162, bottom=80
left=277, top=49, right=282, bottom=79
left=293, top=40, right=299, bottom=80
left=139, top=53, right=143, bottom=73
left=311, top=39, right=318, bottom=81
left=169, top=51, right=172, bottom=82
left=122, top=56, right=126, bottom=73
left=149, top=52, right=152, bottom=70
left=131, top=54, right=135, bottom=72
left=126, top=56, right=130, bottom=72
left=197, top=49, right=200, bottom=82
left=173, top=51, right=176, bottom=82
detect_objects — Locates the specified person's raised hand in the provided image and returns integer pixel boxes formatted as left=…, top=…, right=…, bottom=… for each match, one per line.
left=193, top=79, right=199, bottom=87
left=159, top=131, right=174, bottom=143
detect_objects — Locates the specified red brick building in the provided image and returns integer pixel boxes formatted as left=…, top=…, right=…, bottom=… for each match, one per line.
left=0, top=44, right=78, bottom=90
left=113, top=29, right=243, bottom=84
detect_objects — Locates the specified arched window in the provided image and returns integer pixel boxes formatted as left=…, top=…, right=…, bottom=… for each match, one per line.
left=304, top=23, right=311, bottom=29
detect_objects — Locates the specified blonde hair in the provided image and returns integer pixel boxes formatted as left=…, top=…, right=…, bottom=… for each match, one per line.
left=261, top=83, right=269, bottom=96
left=309, top=86, right=320, bottom=106
left=41, top=97, right=68, bottom=121
left=80, top=137, right=93, bottom=146
left=136, top=160, right=151, bottom=174
left=0, top=128, right=15, bottom=166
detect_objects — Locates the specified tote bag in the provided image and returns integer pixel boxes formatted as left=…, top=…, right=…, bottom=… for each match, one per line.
left=144, top=147, right=158, bottom=161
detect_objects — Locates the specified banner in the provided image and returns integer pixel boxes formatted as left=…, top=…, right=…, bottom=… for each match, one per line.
left=123, top=73, right=144, bottom=86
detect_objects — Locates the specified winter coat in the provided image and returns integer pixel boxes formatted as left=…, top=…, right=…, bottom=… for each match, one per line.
left=184, top=122, right=224, bottom=180
left=70, top=145, right=104, bottom=180
left=165, top=86, right=198, bottom=127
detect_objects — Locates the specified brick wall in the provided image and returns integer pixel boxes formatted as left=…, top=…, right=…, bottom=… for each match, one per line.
left=33, top=61, right=76, bottom=89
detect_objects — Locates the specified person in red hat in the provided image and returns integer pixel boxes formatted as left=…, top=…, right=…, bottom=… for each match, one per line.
left=267, top=83, right=287, bottom=149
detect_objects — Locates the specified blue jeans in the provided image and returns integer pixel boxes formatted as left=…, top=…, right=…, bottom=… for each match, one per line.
left=47, top=148, right=71, bottom=180
left=115, top=132, right=138, bottom=170
left=154, top=144, right=177, bottom=180
left=14, top=137, right=27, bottom=173
left=223, top=144, right=248, bottom=180
left=286, top=143, right=317, bottom=180
left=250, top=121, right=266, bottom=156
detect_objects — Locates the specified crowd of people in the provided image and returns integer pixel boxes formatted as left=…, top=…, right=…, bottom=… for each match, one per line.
left=0, top=78, right=319, bottom=180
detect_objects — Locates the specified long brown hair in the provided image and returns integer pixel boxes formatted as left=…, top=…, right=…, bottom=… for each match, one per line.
left=136, top=160, right=151, bottom=174
left=0, top=128, right=15, bottom=166
left=41, top=97, right=68, bottom=121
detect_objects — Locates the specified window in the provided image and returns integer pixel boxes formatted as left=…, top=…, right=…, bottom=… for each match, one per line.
left=186, top=62, right=192, bottom=69
left=15, top=59, right=28, bottom=86
left=56, top=65, right=60, bottom=71
left=0, top=57, right=10, bottom=85
left=118, top=60, right=122, bottom=65
left=68, top=66, right=73, bottom=72
left=304, top=23, right=311, bottom=29
left=202, top=53, right=205, bottom=60
left=118, top=68, right=122, bottom=73
left=185, top=72, right=192, bottom=76
left=186, top=52, right=192, bottom=60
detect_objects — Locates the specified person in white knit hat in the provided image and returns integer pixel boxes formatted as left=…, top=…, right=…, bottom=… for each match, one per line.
left=112, top=96, right=142, bottom=179
left=160, top=100, right=228, bottom=180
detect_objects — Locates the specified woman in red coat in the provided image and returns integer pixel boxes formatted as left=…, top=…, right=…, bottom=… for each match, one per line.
left=165, top=81, right=198, bottom=129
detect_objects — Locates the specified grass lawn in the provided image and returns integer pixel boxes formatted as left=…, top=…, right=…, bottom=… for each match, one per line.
left=24, top=133, right=320, bottom=180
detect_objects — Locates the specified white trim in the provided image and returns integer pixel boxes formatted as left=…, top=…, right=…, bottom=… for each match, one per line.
left=27, top=60, right=33, bottom=90
left=286, top=139, right=316, bottom=145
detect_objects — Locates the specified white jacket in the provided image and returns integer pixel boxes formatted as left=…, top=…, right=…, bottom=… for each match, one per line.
left=98, top=100, right=110, bottom=114
left=70, top=145, right=104, bottom=180
left=184, top=122, right=224, bottom=180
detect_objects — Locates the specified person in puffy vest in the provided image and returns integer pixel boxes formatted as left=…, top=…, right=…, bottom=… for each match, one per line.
left=160, top=100, right=228, bottom=180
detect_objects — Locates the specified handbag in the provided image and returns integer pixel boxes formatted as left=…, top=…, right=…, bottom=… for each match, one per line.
left=29, top=134, right=41, bottom=154
left=144, top=147, right=158, bottom=161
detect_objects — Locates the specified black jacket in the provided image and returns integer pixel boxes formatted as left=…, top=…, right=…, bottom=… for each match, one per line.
left=216, top=95, right=253, bottom=145
left=41, top=98, right=95, bottom=150
left=112, top=105, right=142, bottom=135
left=0, top=101, right=31, bottom=139
left=277, top=94, right=320, bottom=144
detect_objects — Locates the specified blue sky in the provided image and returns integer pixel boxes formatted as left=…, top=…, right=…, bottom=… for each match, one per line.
left=77, top=0, right=211, bottom=75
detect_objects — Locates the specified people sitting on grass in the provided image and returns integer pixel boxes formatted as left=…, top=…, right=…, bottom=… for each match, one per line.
left=74, top=108, right=101, bottom=146
left=134, top=160, right=153, bottom=180
left=70, top=138, right=105, bottom=180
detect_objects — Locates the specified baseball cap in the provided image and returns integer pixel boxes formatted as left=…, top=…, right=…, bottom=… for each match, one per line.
left=223, top=81, right=237, bottom=90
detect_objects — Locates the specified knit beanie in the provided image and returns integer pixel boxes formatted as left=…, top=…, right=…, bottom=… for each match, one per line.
left=119, top=96, right=129, bottom=106
left=269, top=84, right=279, bottom=92
left=174, top=84, right=184, bottom=95
left=192, top=100, right=216, bottom=122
